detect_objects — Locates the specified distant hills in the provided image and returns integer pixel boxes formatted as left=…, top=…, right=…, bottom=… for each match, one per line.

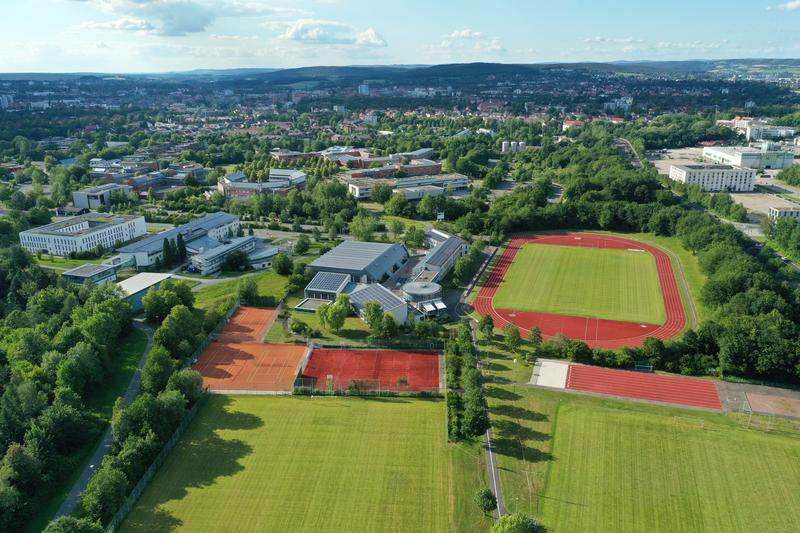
left=1, top=59, right=799, bottom=83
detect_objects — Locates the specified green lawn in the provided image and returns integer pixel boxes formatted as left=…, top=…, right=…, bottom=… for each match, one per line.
left=120, top=395, right=482, bottom=533
left=35, top=255, right=112, bottom=269
left=485, top=385, right=800, bottom=533
left=493, top=243, right=666, bottom=324
left=194, top=271, right=288, bottom=310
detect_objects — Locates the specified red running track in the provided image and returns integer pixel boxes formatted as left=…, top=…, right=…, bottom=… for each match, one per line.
left=474, top=233, right=686, bottom=349
left=566, top=364, right=722, bottom=410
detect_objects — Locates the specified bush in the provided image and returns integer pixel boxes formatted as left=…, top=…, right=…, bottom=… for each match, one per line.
left=474, top=487, right=497, bottom=515
left=490, top=513, right=540, bottom=533
left=81, top=463, right=127, bottom=524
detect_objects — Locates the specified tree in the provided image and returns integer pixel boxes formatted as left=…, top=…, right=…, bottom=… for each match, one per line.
left=504, top=323, right=521, bottom=354
left=384, top=193, right=410, bottom=217
left=142, top=286, right=180, bottom=324
left=527, top=326, right=543, bottom=348
left=380, top=313, right=399, bottom=338
left=370, top=183, right=394, bottom=203
left=44, top=516, right=104, bottom=533
left=326, top=294, right=350, bottom=333
left=349, top=213, right=377, bottom=241
left=167, top=369, right=204, bottom=405
left=223, top=249, right=250, bottom=271
left=474, top=487, right=497, bottom=515
left=2, top=442, right=41, bottom=493
left=295, top=234, right=310, bottom=254
left=389, top=218, right=405, bottom=238
left=490, top=513, right=540, bottom=533
left=82, top=464, right=127, bottom=524
left=175, top=233, right=187, bottom=262
left=478, top=315, right=494, bottom=341
left=364, top=300, right=384, bottom=337
left=311, top=227, right=322, bottom=241
left=272, top=253, right=293, bottom=275
left=237, top=276, right=258, bottom=304
left=462, top=386, right=491, bottom=436
left=141, top=345, right=177, bottom=395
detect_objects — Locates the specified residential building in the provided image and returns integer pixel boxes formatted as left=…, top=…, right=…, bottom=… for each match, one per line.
left=62, top=263, right=117, bottom=285
left=357, top=84, right=370, bottom=96
left=309, top=241, right=409, bottom=283
left=702, top=144, right=794, bottom=170
left=668, top=164, right=756, bottom=192
left=768, top=207, right=800, bottom=222
left=19, top=214, right=146, bottom=256
left=73, top=183, right=133, bottom=209
left=117, top=212, right=239, bottom=268
left=189, top=236, right=256, bottom=276
left=117, top=273, right=172, bottom=312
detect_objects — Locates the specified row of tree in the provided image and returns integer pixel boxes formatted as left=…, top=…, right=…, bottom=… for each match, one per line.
left=446, top=320, right=491, bottom=441
left=46, top=282, right=211, bottom=530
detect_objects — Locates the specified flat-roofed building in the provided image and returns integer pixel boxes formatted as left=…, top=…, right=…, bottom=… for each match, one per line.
left=768, top=206, right=800, bottom=222
left=412, top=232, right=469, bottom=283
left=745, top=124, right=796, bottom=141
left=189, top=236, right=256, bottom=276
left=117, top=212, right=239, bottom=268
left=73, top=183, right=133, bottom=209
left=702, top=145, right=794, bottom=170
left=303, top=272, right=351, bottom=301
left=19, top=214, right=146, bottom=256
left=309, top=241, right=409, bottom=283
left=344, top=173, right=469, bottom=199
left=217, top=169, right=306, bottom=200
left=117, top=273, right=171, bottom=312
left=62, top=263, right=117, bottom=285
left=668, top=164, right=756, bottom=192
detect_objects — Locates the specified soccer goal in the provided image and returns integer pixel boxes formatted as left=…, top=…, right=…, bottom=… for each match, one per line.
left=634, top=361, right=654, bottom=373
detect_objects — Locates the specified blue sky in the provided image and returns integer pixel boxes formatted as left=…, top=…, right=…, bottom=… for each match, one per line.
left=1, top=0, right=799, bottom=72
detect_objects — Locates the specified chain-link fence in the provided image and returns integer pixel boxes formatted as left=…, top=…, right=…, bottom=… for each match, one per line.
left=105, top=393, right=207, bottom=532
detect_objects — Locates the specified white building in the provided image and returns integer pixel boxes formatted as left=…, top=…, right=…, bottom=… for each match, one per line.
left=702, top=145, right=794, bottom=170
left=189, top=236, right=256, bottom=276
left=357, top=84, right=370, bottom=96
left=73, top=183, right=133, bottom=209
left=19, top=214, right=146, bottom=256
left=768, top=207, right=800, bottom=222
left=668, top=164, right=755, bottom=192
left=746, top=125, right=796, bottom=142
left=344, top=173, right=469, bottom=200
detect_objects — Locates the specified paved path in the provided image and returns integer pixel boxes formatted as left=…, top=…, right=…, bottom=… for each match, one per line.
left=53, top=321, right=155, bottom=520
left=484, top=425, right=507, bottom=518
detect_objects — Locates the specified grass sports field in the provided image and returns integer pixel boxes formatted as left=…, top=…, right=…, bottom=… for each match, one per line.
left=486, top=383, right=800, bottom=533
left=493, top=243, right=666, bottom=324
left=120, top=395, right=488, bottom=532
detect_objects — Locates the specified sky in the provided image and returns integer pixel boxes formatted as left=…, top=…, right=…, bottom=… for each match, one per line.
left=1, top=0, right=800, bottom=72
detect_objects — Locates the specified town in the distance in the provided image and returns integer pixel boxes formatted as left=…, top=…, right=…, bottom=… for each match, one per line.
left=1, top=44, right=800, bottom=533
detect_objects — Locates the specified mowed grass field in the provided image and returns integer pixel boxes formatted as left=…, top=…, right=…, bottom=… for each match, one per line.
left=485, top=384, right=800, bottom=533
left=120, top=395, right=488, bottom=533
left=493, top=243, right=666, bottom=324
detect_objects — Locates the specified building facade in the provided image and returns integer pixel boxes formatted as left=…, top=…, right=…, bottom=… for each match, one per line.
left=768, top=207, right=800, bottom=222
left=668, top=164, right=756, bottom=192
left=702, top=145, right=794, bottom=170
left=73, top=183, right=133, bottom=209
left=19, top=214, right=146, bottom=256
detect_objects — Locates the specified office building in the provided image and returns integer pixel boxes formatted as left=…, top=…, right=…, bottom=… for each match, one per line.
left=117, top=212, right=239, bottom=267
left=62, top=263, right=117, bottom=285
left=19, top=214, right=146, bottom=256
left=412, top=232, right=469, bottom=283
left=73, top=183, right=133, bottom=209
left=189, top=236, right=256, bottom=276
left=702, top=145, right=794, bottom=170
left=768, top=207, right=800, bottom=222
left=668, top=164, right=756, bottom=192
left=746, top=125, right=796, bottom=142
left=344, top=173, right=469, bottom=200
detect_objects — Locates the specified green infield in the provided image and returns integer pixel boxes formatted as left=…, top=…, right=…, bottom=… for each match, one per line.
left=486, top=384, right=800, bottom=533
left=493, top=243, right=666, bottom=324
left=120, top=395, right=485, bottom=533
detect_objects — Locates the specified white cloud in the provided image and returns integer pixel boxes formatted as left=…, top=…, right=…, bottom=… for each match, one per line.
left=68, top=0, right=305, bottom=37
left=433, top=28, right=506, bottom=55
left=770, top=1, right=800, bottom=10
left=274, top=19, right=386, bottom=47
left=77, top=18, right=155, bottom=32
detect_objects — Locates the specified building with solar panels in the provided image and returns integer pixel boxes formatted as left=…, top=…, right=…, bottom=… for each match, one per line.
left=348, top=283, right=408, bottom=324
left=303, top=272, right=351, bottom=301
left=309, top=241, right=409, bottom=283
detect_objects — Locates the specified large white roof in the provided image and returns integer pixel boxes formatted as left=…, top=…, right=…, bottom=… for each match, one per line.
left=117, top=273, right=172, bottom=296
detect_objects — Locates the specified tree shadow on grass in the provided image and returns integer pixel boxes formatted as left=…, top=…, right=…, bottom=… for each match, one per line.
left=493, top=434, right=553, bottom=463
left=485, top=385, right=522, bottom=401
left=490, top=403, right=549, bottom=423
left=493, top=419, right=550, bottom=443
left=119, top=397, right=261, bottom=531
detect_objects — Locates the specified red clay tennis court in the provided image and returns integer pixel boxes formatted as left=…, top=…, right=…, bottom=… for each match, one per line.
left=300, top=349, right=442, bottom=392
left=216, top=306, right=277, bottom=343
left=193, top=342, right=308, bottom=392
left=566, top=364, right=722, bottom=410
